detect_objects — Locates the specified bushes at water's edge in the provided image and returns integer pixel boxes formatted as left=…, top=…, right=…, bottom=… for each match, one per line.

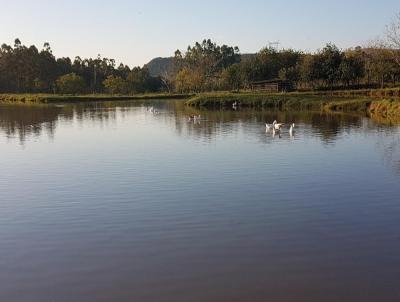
left=185, top=93, right=348, bottom=110
left=3, top=91, right=400, bottom=118
left=185, top=92, right=400, bottom=116
left=312, top=99, right=400, bottom=116
left=0, top=93, right=192, bottom=104
left=369, top=99, right=400, bottom=116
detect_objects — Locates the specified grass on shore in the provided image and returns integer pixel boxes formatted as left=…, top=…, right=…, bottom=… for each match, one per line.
left=3, top=89, right=400, bottom=117
left=0, top=93, right=192, bottom=104
left=185, top=91, right=400, bottom=116
left=185, top=92, right=353, bottom=109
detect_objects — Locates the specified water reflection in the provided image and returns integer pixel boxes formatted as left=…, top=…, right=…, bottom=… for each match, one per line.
left=1, top=100, right=400, bottom=302
left=173, top=107, right=371, bottom=145
left=0, top=100, right=399, bottom=148
left=375, top=129, right=400, bottom=175
left=0, top=105, right=61, bottom=143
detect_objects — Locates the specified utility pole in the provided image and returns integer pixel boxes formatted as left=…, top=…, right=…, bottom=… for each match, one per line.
left=268, top=41, right=280, bottom=51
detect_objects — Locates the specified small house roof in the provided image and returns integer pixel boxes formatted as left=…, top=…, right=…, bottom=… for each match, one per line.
left=250, top=79, right=291, bottom=85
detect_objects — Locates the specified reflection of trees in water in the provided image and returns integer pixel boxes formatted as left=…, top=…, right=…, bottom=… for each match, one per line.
left=375, top=128, right=400, bottom=175
left=174, top=109, right=243, bottom=143
left=172, top=105, right=368, bottom=145
left=0, top=105, right=62, bottom=144
left=0, top=102, right=134, bottom=144
left=0, top=100, right=179, bottom=144
left=72, top=103, right=118, bottom=128
left=308, top=112, right=363, bottom=144
left=1, top=100, right=399, bottom=152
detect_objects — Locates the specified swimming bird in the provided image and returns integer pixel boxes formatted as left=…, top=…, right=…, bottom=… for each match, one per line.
left=188, top=114, right=201, bottom=122
left=272, top=128, right=282, bottom=138
left=289, top=123, right=295, bottom=136
left=273, top=120, right=285, bottom=131
left=194, top=114, right=201, bottom=120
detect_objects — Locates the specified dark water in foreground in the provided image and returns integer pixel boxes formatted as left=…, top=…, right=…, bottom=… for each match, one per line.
left=0, top=100, right=400, bottom=302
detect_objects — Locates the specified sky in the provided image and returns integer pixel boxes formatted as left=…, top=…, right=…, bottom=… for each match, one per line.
left=0, top=0, right=399, bottom=67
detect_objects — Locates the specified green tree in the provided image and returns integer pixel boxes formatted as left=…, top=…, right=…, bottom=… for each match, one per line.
left=279, top=66, right=301, bottom=85
left=125, top=67, right=160, bottom=93
left=299, top=54, right=321, bottom=88
left=174, top=39, right=240, bottom=91
left=56, top=73, right=85, bottom=94
left=175, top=67, right=204, bottom=93
left=221, top=64, right=243, bottom=90
left=366, top=47, right=397, bottom=88
left=103, top=75, right=128, bottom=94
left=339, top=54, right=364, bottom=86
left=319, top=43, right=343, bottom=87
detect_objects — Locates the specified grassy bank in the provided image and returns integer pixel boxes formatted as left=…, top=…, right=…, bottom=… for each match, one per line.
left=185, top=92, right=327, bottom=109
left=185, top=91, right=400, bottom=116
left=0, top=93, right=192, bottom=104
left=185, top=92, right=366, bottom=110
left=3, top=90, right=400, bottom=117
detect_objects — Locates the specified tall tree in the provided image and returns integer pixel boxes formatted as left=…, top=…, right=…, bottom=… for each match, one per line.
left=386, top=12, right=400, bottom=66
left=174, top=39, right=240, bottom=92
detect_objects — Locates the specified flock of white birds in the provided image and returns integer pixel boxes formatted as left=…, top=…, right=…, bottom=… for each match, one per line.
left=148, top=106, right=295, bottom=137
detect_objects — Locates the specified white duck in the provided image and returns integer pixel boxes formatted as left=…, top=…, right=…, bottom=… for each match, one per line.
left=272, top=120, right=284, bottom=131
left=272, top=128, right=282, bottom=138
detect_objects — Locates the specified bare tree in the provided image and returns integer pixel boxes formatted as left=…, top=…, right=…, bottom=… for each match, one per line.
left=160, top=71, right=172, bottom=93
left=386, top=12, right=400, bottom=66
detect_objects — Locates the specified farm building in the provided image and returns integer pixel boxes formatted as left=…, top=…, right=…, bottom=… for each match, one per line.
left=250, top=79, right=293, bottom=92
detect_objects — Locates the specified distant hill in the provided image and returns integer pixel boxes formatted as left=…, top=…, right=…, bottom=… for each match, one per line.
left=144, top=57, right=175, bottom=77
left=144, top=54, right=256, bottom=77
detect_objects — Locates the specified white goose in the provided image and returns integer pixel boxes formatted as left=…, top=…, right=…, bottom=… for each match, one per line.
left=289, top=123, right=295, bottom=136
left=272, top=120, right=284, bottom=131
left=272, top=128, right=282, bottom=138
left=188, top=114, right=201, bottom=122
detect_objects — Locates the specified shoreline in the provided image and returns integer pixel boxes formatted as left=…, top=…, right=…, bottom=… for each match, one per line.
left=185, top=91, right=400, bottom=117
left=0, top=93, right=192, bottom=104
left=2, top=90, right=400, bottom=117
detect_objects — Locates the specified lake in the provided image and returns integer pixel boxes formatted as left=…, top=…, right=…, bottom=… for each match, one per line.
left=0, top=100, right=400, bottom=302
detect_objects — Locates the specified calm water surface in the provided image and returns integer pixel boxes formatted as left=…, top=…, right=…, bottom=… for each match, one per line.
left=0, top=101, right=400, bottom=302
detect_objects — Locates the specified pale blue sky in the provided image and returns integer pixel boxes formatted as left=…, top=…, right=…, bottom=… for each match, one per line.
left=0, top=0, right=399, bottom=67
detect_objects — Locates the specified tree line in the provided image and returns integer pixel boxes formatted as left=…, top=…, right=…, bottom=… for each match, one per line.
left=171, top=14, right=400, bottom=92
left=1, top=14, right=400, bottom=94
left=0, top=39, right=163, bottom=94
left=172, top=40, right=400, bottom=93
